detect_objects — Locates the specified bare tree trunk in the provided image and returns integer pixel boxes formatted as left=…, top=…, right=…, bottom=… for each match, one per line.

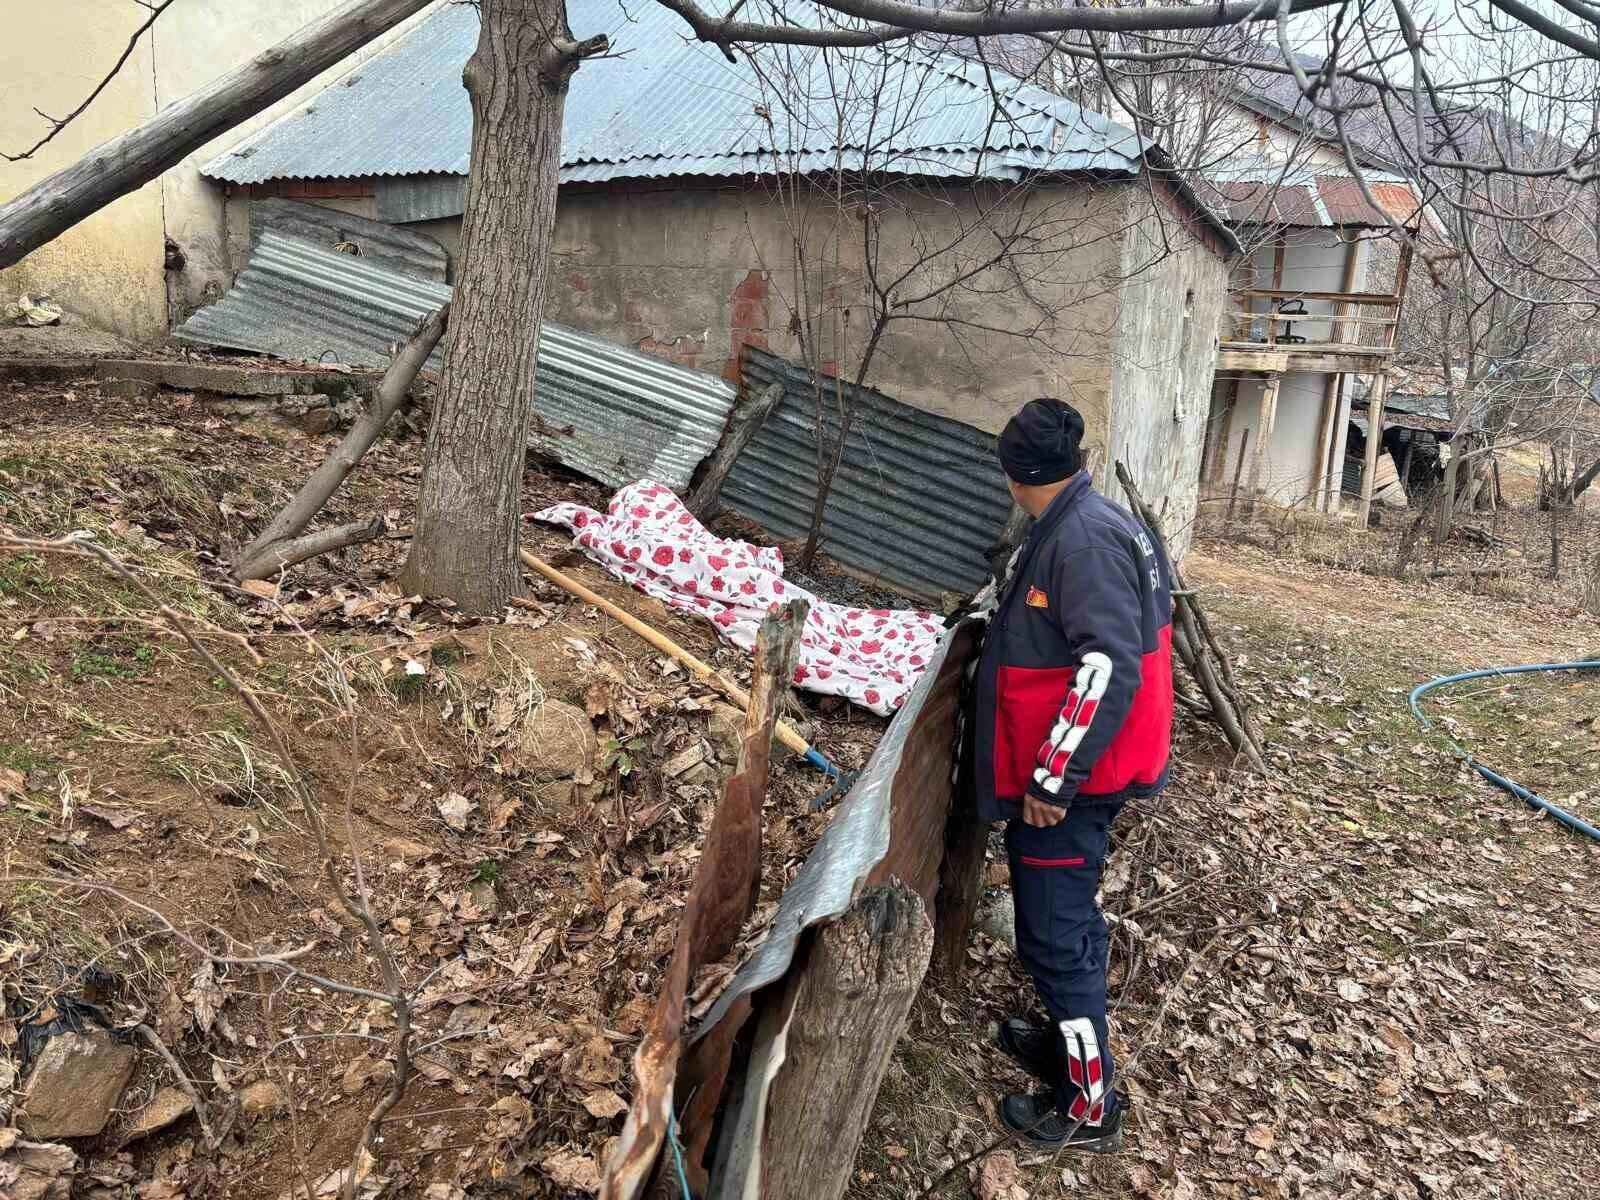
left=760, top=883, right=932, bottom=1200
left=1436, top=452, right=1461, bottom=544
left=236, top=303, right=447, bottom=580
left=0, top=0, right=432, bottom=269
left=400, top=1, right=600, bottom=613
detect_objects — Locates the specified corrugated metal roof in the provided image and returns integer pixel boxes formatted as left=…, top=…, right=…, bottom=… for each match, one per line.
left=1195, top=158, right=1420, bottom=229
left=173, top=227, right=735, bottom=492
left=720, top=349, right=1011, bottom=599
left=204, top=0, right=1149, bottom=188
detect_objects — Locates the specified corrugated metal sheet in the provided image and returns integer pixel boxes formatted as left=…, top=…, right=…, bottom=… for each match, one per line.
left=1195, top=159, right=1419, bottom=230
left=375, top=174, right=469, bottom=224
left=176, top=230, right=452, bottom=367
left=720, top=349, right=1011, bottom=599
left=204, top=0, right=1149, bottom=189
left=173, top=228, right=734, bottom=492
left=254, top=197, right=448, bottom=280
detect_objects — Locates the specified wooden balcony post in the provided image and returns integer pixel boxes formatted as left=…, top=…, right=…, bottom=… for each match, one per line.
left=1248, top=373, right=1281, bottom=516
left=1358, top=373, right=1389, bottom=526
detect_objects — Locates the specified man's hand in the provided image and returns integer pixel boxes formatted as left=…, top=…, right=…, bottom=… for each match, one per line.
left=1023, top=793, right=1066, bottom=828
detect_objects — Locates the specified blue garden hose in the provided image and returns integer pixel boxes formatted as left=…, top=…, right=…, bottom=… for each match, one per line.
left=1408, top=661, right=1600, bottom=842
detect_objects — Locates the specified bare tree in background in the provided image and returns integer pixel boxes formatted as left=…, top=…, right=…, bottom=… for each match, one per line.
left=743, top=40, right=1151, bottom=570
left=6, top=0, right=1600, bottom=607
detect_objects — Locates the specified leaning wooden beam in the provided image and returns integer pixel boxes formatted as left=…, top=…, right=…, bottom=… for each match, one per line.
left=0, top=0, right=433, bottom=269
left=985, top=502, right=1033, bottom=586
left=236, top=516, right=387, bottom=579
left=1247, top=373, right=1281, bottom=517
left=1116, top=461, right=1267, bottom=773
left=235, top=304, right=448, bottom=581
left=687, top=382, right=784, bottom=518
left=759, top=882, right=933, bottom=1200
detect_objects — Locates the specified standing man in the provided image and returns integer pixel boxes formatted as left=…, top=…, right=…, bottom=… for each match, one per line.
left=969, top=398, right=1174, bottom=1152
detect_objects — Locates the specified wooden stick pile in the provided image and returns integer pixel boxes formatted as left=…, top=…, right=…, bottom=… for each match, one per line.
left=1116, top=462, right=1268, bottom=774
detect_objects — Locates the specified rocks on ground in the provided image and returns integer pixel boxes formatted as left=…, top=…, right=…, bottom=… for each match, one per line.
left=121, top=1087, right=195, bottom=1144
left=706, top=702, right=808, bottom=766
left=237, top=1079, right=288, bottom=1121
left=0, top=1130, right=78, bottom=1200
left=516, top=699, right=598, bottom=780
left=18, top=1027, right=137, bottom=1140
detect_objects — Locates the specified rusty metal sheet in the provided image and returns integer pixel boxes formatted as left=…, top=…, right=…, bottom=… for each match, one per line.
left=691, top=621, right=979, bottom=1042
left=605, top=621, right=977, bottom=1197
left=602, top=766, right=765, bottom=1200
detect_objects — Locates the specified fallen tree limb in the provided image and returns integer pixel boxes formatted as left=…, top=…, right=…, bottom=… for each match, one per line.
left=686, top=381, right=783, bottom=518
left=0, top=0, right=434, bottom=268
left=234, top=303, right=447, bottom=580
left=130, top=1022, right=216, bottom=1149
left=236, top=517, right=388, bottom=580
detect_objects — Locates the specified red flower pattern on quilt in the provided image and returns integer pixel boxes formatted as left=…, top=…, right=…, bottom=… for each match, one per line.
left=535, top=481, right=942, bottom=714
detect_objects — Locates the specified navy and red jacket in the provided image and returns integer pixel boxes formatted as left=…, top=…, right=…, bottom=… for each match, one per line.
left=971, top=472, right=1174, bottom=824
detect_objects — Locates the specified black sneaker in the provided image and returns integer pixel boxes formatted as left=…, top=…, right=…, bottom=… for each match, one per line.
left=996, top=1016, right=1057, bottom=1081
left=999, top=1092, right=1124, bottom=1152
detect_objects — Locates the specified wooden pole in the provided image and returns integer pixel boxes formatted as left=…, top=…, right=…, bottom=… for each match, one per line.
left=985, top=502, right=1033, bottom=586
left=1224, top=427, right=1250, bottom=532
left=0, top=0, right=435, bottom=269
left=1209, top=378, right=1241, bottom=485
left=1358, top=373, right=1389, bottom=527
left=1322, top=373, right=1350, bottom=511
left=1266, top=234, right=1288, bottom=346
left=1248, top=374, right=1281, bottom=517
left=518, top=549, right=815, bottom=760
left=759, top=883, right=933, bottom=1200
left=1312, top=235, right=1363, bottom=512
left=687, top=382, right=784, bottom=518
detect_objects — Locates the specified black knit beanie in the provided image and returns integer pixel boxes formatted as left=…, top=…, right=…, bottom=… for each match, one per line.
left=998, top=398, right=1084, bottom=486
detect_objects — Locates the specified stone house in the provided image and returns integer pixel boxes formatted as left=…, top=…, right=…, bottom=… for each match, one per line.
left=192, top=0, right=1235, bottom=541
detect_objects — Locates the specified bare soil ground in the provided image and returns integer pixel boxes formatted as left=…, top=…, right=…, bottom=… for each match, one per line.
left=4, top=373, right=1598, bottom=1200
left=0, top=379, right=885, bottom=1198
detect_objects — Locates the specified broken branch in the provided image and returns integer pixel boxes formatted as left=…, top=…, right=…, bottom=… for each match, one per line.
left=235, top=303, right=447, bottom=580
left=236, top=516, right=388, bottom=581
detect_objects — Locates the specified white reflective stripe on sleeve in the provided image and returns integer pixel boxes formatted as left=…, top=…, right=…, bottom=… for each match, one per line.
left=1032, top=651, right=1113, bottom=794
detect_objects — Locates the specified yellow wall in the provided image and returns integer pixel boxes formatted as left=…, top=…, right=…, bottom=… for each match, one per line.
left=0, top=3, right=167, bottom=342
left=0, top=0, right=443, bottom=345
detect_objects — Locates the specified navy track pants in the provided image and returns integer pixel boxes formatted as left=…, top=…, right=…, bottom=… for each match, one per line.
left=1006, top=801, right=1122, bottom=1119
